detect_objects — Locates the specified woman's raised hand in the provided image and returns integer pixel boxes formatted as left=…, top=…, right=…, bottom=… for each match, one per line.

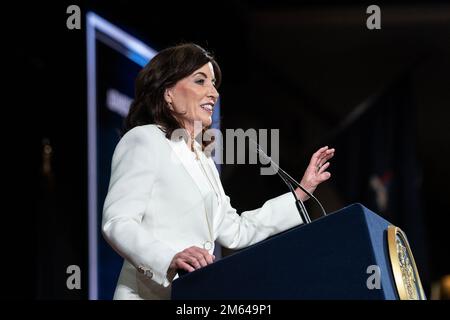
left=295, top=146, right=335, bottom=201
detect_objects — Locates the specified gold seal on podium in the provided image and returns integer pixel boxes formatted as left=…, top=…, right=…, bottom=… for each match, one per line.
left=387, top=226, right=426, bottom=300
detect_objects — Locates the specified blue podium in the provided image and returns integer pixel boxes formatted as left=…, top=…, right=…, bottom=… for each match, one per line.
left=171, top=203, right=425, bottom=300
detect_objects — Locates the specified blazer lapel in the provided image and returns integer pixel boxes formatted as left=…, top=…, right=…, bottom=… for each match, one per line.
left=166, top=138, right=214, bottom=221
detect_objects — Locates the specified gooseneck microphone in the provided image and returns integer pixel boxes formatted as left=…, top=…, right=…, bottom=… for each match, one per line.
left=249, top=139, right=327, bottom=224
left=278, top=166, right=312, bottom=224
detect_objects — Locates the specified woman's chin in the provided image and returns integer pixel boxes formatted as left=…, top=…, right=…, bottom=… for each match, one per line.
left=190, top=117, right=212, bottom=129
left=201, top=117, right=212, bottom=128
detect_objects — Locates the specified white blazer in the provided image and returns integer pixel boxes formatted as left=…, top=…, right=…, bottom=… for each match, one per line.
left=102, top=124, right=303, bottom=300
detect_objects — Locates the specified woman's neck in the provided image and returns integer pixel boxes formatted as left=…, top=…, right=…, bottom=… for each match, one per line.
left=183, top=122, right=203, bottom=150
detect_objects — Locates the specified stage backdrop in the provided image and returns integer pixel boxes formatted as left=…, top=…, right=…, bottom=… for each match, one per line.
left=329, top=74, right=430, bottom=291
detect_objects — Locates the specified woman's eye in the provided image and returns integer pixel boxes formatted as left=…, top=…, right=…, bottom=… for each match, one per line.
left=195, top=79, right=205, bottom=85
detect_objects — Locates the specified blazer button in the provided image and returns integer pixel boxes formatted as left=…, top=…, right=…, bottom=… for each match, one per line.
left=137, top=266, right=153, bottom=279
left=203, top=241, right=213, bottom=251
left=144, top=269, right=154, bottom=279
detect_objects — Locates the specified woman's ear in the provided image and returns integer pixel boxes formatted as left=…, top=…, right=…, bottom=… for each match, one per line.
left=164, top=89, right=174, bottom=110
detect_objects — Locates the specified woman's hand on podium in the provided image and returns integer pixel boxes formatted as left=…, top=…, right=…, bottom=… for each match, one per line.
left=295, top=146, right=335, bottom=201
left=168, top=246, right=216, bottom=277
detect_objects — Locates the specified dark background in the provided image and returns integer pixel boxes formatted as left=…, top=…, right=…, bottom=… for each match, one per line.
left=6, top=0, right=450, bottom=299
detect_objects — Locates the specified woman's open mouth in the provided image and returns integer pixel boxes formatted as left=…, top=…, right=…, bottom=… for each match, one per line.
left=200, top=103, right=214, bottom=114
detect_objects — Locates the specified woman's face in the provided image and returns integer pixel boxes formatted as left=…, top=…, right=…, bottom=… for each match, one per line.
left=165, top=62, right=219, bottom=132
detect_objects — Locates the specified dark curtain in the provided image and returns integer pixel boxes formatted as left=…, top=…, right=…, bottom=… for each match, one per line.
left=330, top=74, right=430, bottom=293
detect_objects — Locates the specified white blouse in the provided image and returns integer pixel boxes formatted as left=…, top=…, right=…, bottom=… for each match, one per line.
left=191, top=143, right=222, bottom=207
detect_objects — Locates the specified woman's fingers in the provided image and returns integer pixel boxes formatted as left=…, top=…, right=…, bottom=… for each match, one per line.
left=204, top=253, right=215, bottom=264
left=188, top=249, right=208, bottom=268
left=172, top=254, right=197, bottom=271
left=177, top=260, right=195, bottom=272
left=311, top=146, right=329, bottom=164
left=318, top=153, right=334, bottom=168
left=176, top=251, right=200, bottom=269
left=182, top=246, right=215, bottom=270
left=316, top=148, right=335, bottom=168
left=299, top=147, right=335, bottom=199
left=185, top=254, right=202, bottom=269
left=189, top=247, right=215, bottom=265
left=171, top=246, right=216, bottom=274
left=318, top=161, right=330, bottom=174
left=312, top=147, right=332, bottom=161
left=193, top=254, right=207, bottom=268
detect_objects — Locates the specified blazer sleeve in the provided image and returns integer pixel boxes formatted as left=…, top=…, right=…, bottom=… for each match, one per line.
left=215, top=192, right=303, bottom=249
left=102, top=126, right=177, bottom=287
left=207, top=156, right=303, bottom=249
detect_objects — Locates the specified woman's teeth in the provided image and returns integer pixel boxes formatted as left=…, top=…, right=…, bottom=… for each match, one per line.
left=200, top=105, right=213, bottom=113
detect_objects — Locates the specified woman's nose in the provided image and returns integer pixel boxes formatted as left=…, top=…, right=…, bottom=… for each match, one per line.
left=208, top=85, right=219, bottom=101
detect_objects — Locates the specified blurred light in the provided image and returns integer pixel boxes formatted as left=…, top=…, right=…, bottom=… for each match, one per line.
left=86, top=11, right=156, bottom=300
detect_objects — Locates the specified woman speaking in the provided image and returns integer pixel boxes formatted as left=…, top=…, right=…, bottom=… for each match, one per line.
left=102, top=43, right=335, bottom=300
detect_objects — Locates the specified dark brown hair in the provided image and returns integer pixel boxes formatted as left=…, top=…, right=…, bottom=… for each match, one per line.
left=124, top=43, right=221, bottom=145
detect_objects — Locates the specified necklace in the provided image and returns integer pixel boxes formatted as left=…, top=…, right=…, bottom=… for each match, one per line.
left=190, top=132, right=199, bottom=160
